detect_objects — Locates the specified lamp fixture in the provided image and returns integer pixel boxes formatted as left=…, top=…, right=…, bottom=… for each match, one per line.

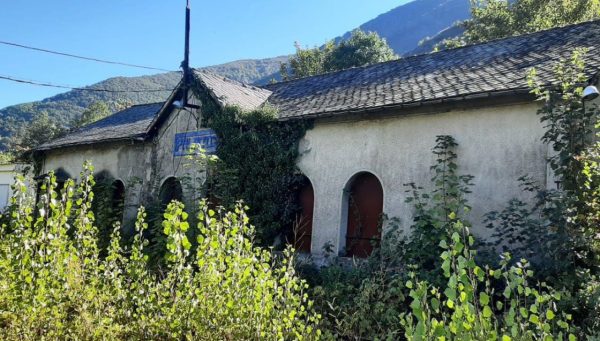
left=583, top=85, right=600, bottom=101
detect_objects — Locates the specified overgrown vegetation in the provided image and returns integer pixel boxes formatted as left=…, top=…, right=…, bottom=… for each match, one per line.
left=280, top=29, right=397, bottom=80
left=198, top=88, right=312, bottom=246
left=0, top=163, right=321, bottom=339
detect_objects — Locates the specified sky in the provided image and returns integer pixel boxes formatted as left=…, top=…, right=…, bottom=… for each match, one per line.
left=0, top=1, right=408, bottom=108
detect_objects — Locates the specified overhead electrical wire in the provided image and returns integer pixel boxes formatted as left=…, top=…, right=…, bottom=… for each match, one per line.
left=0, top=39, right=175, bottom=72
left=0, top=75, right=175, bottom=93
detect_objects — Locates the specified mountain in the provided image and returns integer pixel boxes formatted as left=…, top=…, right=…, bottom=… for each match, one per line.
left=0, top=0, right=472, bottom=150
left=339, top=0, right=470, bottom=56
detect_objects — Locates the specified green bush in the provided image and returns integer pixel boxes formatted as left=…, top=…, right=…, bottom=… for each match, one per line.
left=0, top=163, right=321, bottom=340
left=400, top=218, right=575, bottom=340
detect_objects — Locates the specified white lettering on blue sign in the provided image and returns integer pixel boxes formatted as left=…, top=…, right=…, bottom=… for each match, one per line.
left=173, top=129, right=218, bottom=156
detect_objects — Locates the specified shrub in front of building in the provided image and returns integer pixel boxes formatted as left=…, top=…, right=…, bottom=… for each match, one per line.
left=0, top=163, right=321, bottom=340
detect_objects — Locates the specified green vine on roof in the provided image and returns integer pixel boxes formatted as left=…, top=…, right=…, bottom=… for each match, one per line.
left=193, top=84, right=313, bottom=246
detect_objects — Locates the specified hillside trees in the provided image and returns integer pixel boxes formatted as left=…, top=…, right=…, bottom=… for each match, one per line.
left=70, top=101, right=112, bottom=128
left=280, top=30, right=397, bottom=80
left=8, top=112, right=65, bottom=155
left=444, top=0, right=600, bottom=48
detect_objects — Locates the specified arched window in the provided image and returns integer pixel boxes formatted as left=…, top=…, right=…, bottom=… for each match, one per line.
left=159, top=177, right=183, bottom=210
left=344, top=172, right=383, bottom=258
left=91, top=172, right=127, bottom=253
left=92, top=172, right=124, bottom=221
left=293, top=177, right=314, bottom=253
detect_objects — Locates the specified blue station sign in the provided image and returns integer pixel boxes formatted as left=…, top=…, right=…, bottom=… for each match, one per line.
left=173, top=129, right=218, bottom=156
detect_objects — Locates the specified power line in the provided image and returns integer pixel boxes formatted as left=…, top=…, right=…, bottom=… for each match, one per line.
left=0, top=40, right=175, bottom=72
left=0, top=75, right=175, bottom=93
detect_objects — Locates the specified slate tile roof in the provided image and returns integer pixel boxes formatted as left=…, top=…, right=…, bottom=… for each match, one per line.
left=194, top=70, right=272, bottom=112
left=37, top=102, right=164, bottom=150
left=37, top=71, right=272, bottom=150
left=264, top=20, right=600, bottom=119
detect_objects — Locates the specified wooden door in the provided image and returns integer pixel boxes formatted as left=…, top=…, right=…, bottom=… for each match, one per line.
left=346, top=173, right=383, bottom=257
left=294, top=182, right=314, bottom=253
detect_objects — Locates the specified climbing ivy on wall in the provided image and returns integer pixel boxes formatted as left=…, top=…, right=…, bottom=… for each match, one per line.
left=192, top=85, right=312, bottom=246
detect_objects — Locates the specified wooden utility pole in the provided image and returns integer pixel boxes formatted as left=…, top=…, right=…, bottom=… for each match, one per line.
left=181, top=0, right=191, bottom=107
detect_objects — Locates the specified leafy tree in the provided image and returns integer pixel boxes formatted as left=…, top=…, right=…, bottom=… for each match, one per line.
left=281, top=30, right=397, bottom=80
left=8, top=112, right=65, bottom=154
left=444, top=0, right=600, bottom=48
left=71, top=101, right=112, bottom=128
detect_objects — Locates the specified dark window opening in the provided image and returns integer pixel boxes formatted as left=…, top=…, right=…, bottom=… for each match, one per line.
left=159, top=177, right=183, bottom=212
left=110, top=180, right=126, bottom=224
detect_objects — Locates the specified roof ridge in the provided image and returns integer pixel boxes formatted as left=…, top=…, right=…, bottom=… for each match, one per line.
left=264, top=19, right=600, bottom=89
left=193, top=68, right=269, bottom=92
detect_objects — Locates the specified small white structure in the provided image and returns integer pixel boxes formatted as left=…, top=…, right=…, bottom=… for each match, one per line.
left=0, top=163, right=27, bottom=211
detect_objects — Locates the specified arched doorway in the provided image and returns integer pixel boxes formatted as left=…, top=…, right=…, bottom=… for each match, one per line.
left=35, top=168, right=71, bottom=207
left=54, top=168, right=71, bottom=192
left=293, top=177, right=314, bottom=253
left=159, top=177, right=183, bottom=210
left=91, top=172, right=126, bottom=253
left=345, top=172, right=383, bottom=258
left=110, top=180, right=126, bottom=224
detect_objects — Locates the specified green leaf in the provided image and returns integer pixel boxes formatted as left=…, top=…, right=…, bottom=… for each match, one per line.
left=520, top=308, right=529, bottom=318
left=529, top=314, right=539, bottom=324
left=479, top=292, right=490, bottom=306
left=483, top=306, right=493, bottom=318
left=545, top=310, right=555, bottom=320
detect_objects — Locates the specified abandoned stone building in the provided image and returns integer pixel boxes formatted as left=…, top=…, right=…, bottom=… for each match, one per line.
left=36, top=20, right=600, bottom=257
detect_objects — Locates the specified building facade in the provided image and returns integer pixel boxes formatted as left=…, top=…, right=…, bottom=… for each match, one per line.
left=36, top=21, right=600, bottom=255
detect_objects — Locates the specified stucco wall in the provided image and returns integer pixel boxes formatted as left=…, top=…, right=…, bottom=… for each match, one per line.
left=42, top=142, right=153, bottom=228
left=297, top=102, right=548, bottom=255
left=40, top=98, right=206, bottom=230
left=150, top=98, right=206, bottom=208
